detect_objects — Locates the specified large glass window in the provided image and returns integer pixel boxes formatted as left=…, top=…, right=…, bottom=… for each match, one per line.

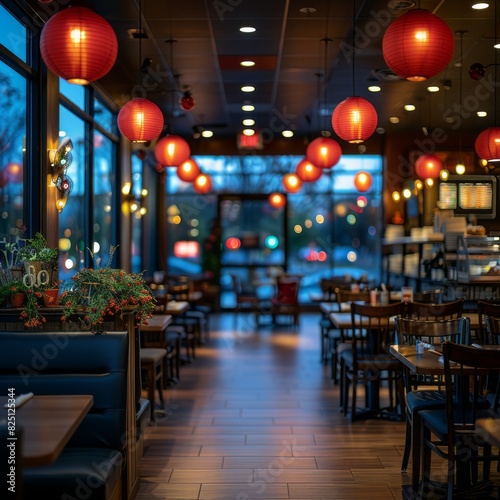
left=58, top=106, right=86, bottom=279
left=0, top=61, right=27, bottom=242
left=0, top=5, right=27, bottom=62
left=165, top=155, right=383, bottom=305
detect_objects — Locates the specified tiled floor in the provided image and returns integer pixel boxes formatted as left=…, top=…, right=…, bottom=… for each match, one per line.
left=133, top=312, right=448, bottom=499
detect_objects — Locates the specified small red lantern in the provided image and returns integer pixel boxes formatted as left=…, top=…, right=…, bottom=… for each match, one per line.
left=193, top=173, right=212, bottom=194
left=415, top=154, right=443, bottom=179
left=475, top=127, right=500, bottom=162
left=180, top=91, right=195, bottom=111
left=332, top=97, right=378, bottom=144
left=306, top=137, right=342, bottom=169
left=40, top=7, right=118, bottom=85
left=117, top=98, right=164, bottom=143
left=382, top=9, right=454, bottom=82
left=295, top=159, right=322, bottom=182
left=268, top=192, right=286, bottom=209
left=155, top=135, right=191, bottom=166
left=282, top=173, right=302, bottom=193
left=177, top=158, right=201, bottom=182
left=353, top=171, right=373, bottom=192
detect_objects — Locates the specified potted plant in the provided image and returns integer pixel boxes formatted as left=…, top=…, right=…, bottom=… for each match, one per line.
left=17, top=232, right=59, bottom=282
left=61, top=246, right=156, bottom=331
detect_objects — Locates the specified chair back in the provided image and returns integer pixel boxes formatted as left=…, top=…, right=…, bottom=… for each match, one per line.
left=485, top=315, right=500, bottom=345
left=320, top=277, right=349, bottom=301
left=274, top=275, right=300, bottom=304
left=337, top=289, right=370, bottom=307
left=477, top=300, right=500, bottom=344
left=405, top=299, right=463, bottom=320
left=394, top=316, right=470, bottom=347
left=442, top=342, right=500, bottom=433
left=350, top=301, right=404, bottom=359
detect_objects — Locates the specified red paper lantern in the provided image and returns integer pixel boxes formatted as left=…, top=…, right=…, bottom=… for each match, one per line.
left=177, top=158, right=201, bottom=182
left=282, top=173, right=302, bottom=193
left=382, top=9, right=454, bottom=82
left=268, top=192, right=286, bottom=209
left=332, top=97, right=378, bottom=144
left=475, top=127, right=500, bottom=162
left=155, top=135, right=191, bottom=166
left=180, top=92, right=195, bottom=111
left=306, top=137, right=342, bottom=169
left=353, top=171, right=373, bottom=192
left=193, top=173, right=212, bottom=194
left=295, top=159, right=322, bottom=182
left=40, top=7, right=118, bottom=85
left=117, top=98, right=164, bottom=143
left=415, top=154, right=443, bottom=179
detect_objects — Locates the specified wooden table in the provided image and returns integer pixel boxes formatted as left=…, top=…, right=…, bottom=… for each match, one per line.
left=2, top=394, right=93, bottom=467
left=165, top=301, right=190, bottom=315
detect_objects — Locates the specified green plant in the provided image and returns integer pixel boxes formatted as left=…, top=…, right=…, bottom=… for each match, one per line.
left=0, top=278, right=45, bottom=327
left=61, top=246, right=155, bottom=330
left=18, top=232, right=58, bottom=265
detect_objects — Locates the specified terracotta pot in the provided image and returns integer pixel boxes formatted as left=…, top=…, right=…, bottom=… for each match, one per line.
left=10, top=292, right=25, bottom=308
left=43, top=288, right=60, bottom=307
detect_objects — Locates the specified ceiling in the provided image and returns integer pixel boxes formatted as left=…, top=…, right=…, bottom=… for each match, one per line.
left=23, top=0, right=500, bottom=147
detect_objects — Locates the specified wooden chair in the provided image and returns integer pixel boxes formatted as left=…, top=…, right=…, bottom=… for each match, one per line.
left=271, top=274, right=301, bottom=326
left=340, top=301, right=405, bottom=422
left=405, top=299, right=464, bottom=321
left=420, top=342, right=500, bottom=500
left=394, top=317, right=470, bottom=484
left=477, top=300, right=500, bottom=344
left=140, top=347, right=167, bottom=421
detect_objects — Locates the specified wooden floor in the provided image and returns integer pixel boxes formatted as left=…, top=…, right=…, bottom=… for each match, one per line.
left=135, top=312, right=496, bottom=500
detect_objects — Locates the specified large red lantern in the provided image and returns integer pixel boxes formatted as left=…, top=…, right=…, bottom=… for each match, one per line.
left=306, top=137, right=342, bottom=169
left=177, top=158, right=201, bottom=182
left=382, top=9, right=454, bottom=82
left=155, top=135, right=191, bottom=166
left=40, top=7, right=118, bottom=85
left=268, top=192, right=286, bottom=209
left=117, top=98, right=164, bottom=143
left=475, top=127, right=500, bottom=162
left=332, top=97, right=378, bottom=144
left=353, top=171, right=373, bottom=192
left=295, top=159, right=322, bottom=182
left=282, top=173, right=302, bottom=193
left=193, top=173, right=212, bottom=194
left=415, top=154, right=443, bottom=179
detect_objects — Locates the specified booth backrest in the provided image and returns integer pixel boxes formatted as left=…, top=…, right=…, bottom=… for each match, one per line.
left=0, top=331, right=128, bottom=451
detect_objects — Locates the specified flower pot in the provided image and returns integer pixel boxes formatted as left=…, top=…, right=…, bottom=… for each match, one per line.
left=43, top=288, right=60, bottom=307
left=11, top=292, right=25, bottom=308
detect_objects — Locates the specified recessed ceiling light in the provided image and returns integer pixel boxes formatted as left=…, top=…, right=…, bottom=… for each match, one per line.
left=239, top=26, right=256, bottom=33
left=242, top=104, right=255, bottom=112
left=368, top=85, right=381, bottom=92
left=240, top=60, right=255, bottom=67
left=241, top=85, right=255, bottom=92
left=477, top=111, right=488, bottom=117
left=299, top=7, right=317, bottom=14
left=389, top=116, right=400, bottom=124
left=242, top=129, right=255, bottom=136
left=495, top=42, right=500, bottom=49
left=320, top=130, right=331, bottom=137
left=404, top=104, right=416, bottom=111
left=201, top=130, right=213, bottom=138
left=427, top=85, right=440, bottom=92
left=242, top=119, right=255, bottom=126
left=282, top=130, right=294, bottom=138
left=472, top=3, right=489, bottom=9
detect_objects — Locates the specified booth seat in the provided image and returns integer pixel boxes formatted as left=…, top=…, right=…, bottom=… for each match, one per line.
left=0, top=331, right=129, bottom=500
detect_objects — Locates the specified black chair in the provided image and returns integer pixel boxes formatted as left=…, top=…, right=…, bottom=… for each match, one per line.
left=419, top=342, right=500, bottom=500
left=394, top=316, right=470, bottom=483
left=340, top=301, right=405, bottom=422
left=477, top=300, right=500, bottom=345
left=405, top=299, right=463, bottom=321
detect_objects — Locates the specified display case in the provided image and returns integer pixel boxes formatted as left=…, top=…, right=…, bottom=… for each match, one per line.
left=455, top=236, right=500, bottom=283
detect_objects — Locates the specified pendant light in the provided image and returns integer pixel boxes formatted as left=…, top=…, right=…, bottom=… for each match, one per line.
left=455, top=30, right=467, bottom=175
left=154, top=39, right=191, bottom=165
left=354, top=171, right=373, bottom=192
left=117, top=0, right=164, bottom=143
left=382, top=9, right=454, bottom=82
left=193, top=173, right=212, bottom=194
left=475, top=0, right=500, bottom=162
left=415, top=154, right=443, bottom=179
left=177, top=158, right=201, bottom=182
left=268, top=192, right=286, bottom=209
left=332, top=2, right=377, bottom=144
left=40, top=7, right=118, bottom=85
left=306, top=37, right=342, bottom=168
left=295, top=159, right=322, bottom=182
left=282, top=173, right=303, bottom=193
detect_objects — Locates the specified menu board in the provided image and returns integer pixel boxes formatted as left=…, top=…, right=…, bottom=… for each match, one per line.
left=458, top=183, right=492, bottom=210
left=438, top=175, right=497, bottom=219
